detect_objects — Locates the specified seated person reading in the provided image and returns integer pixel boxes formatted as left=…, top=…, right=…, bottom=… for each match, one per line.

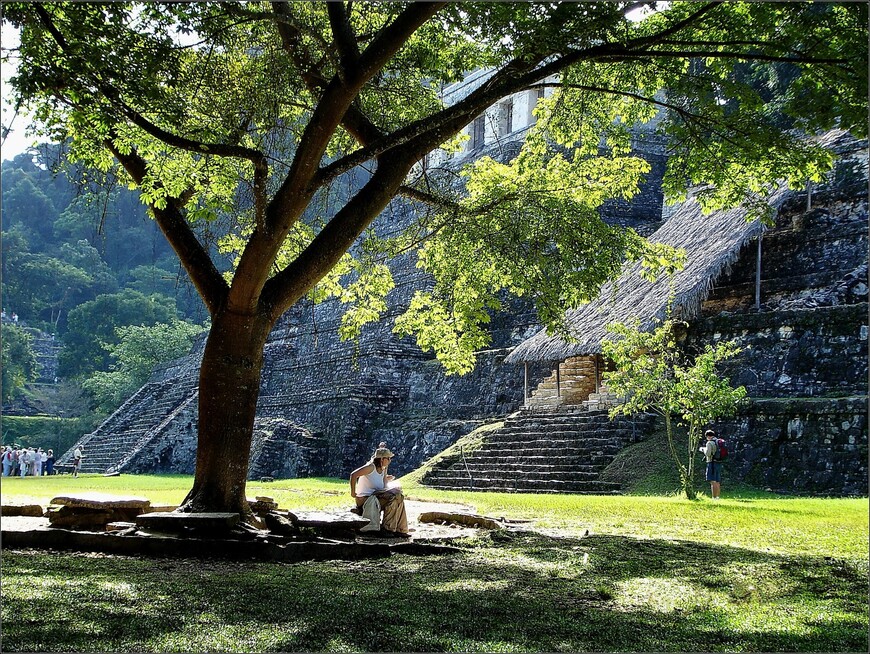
left=349, top=443, right=409, bottom=536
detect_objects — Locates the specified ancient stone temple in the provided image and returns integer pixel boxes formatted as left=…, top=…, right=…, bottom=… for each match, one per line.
left=498, top=130, right=868, bottom=496
left=58, top=74, right=867, bottom=496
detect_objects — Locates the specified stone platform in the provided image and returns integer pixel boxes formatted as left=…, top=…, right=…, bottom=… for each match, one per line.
left=1, top=500, right=492, bottom=561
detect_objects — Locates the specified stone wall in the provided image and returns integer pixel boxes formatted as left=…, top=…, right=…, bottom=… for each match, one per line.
left=64, top=123, right=867, bottom=496
left=685, top=140, right=868, bottom=496
left=715, top=397, right=867, bottom=496
left=76, top=132, right=667, bottom=480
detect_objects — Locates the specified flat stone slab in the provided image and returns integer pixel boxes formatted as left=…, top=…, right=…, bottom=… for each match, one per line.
left=1, top=516, right=461, bottom=560
left=136, top=512, right=240, bottom=533
left=141, top=504, right=179, bottom=513
left=50, top=493, right=151, bottom=510
left=2, top=504, right=45, bottom=517
left=418, top=512, right=504, bottom=530
left=47, top=505, right=116, bottom=528
left=290, top=510, right=369, bottom=529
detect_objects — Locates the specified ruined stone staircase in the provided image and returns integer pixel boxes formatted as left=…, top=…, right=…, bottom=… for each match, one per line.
left=57, top=377, right=199, bottom=474
left=421, top=408, right=654, bottom=493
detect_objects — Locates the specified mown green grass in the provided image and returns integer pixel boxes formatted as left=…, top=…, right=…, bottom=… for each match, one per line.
left=2, top=475, right=868, bottom=652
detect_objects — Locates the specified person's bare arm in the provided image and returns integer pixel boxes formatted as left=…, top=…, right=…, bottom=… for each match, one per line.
left=349, top=463, right=375, bottom=497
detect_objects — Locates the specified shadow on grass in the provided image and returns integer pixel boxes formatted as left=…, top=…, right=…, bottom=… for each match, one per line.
left=2, top=532, right=867, bottom=652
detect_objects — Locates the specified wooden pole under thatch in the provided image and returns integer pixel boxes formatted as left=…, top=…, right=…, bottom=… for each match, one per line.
left=594, top=356, right=600, bottom=394
left=555, top=363, right=561, bottom=400
left=523, top=362, right=529, bottom=406
left=755, top=234, right=762, bottom=310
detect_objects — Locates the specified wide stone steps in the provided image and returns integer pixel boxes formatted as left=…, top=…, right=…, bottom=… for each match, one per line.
left=490, top=427, right=632, bottom=439
left=471, top=444, right=625, bottom=458
left=457, top=465, right=602, bottom=480
left=460, top=459, right=604, bottom=472
left=60, top=377, right=199, bottom=473
left=501, top=420, right=616, bottom=430
left=461, top=453, right=619, bottom=467
left=421, top=474, right=622, bottom=494
left=421, top=408, right=653, bottom=494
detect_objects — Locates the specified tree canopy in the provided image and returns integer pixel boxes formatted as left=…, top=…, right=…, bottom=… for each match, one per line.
left=1, top=324, right=39, bottom=403
left=4, top=1, right=865, bottom=515
left=6, top=2, right=866, bottom=369
left=82, top=320, right=206, bottom=413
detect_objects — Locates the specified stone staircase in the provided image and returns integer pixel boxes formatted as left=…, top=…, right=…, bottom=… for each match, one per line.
left=57, top=377, right=199, bottom=474
left=421, top=407, right=654, bottom=493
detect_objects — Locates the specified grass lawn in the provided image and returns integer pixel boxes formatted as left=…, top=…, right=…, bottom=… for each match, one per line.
left=1, top=475, right=868, bottom=652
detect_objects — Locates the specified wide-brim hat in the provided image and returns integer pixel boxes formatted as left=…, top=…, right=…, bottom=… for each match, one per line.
left=374, top=447, right=395, bottom=459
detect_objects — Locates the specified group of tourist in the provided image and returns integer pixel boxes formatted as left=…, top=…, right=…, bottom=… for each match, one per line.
left=2, top=445, right=56, bottom=477
left=1, top=308, right=20, bottom=323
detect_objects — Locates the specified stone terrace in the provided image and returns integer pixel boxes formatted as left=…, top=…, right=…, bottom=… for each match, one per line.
left=57, top=377, right=198, bottom=474
left=422, top=408, right=654, bottom=493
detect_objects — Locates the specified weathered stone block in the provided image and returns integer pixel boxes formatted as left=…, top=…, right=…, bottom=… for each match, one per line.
left=136, top=512, right=240, bottom=533
left=2, top=504, right=45, bottom=517
left=47, top=505, right=113, bottom=529
left=50, top=493, right=151, bottom=511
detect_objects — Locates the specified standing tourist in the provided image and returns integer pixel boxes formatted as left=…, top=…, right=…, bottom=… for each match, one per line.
left=46, top=449, right=55, bottom=476
left=702, top=429, right=723, bottom=500
left=21, top=448, right=33, bottom=477
left=11, top=447, right=21, bottom=476
left=73, top=446, right=83, bottom=477
left=2, top=446, right=12, bottom=476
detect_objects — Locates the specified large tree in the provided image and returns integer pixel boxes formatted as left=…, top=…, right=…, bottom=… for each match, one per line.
left=4, top=1, right=865, bottom=518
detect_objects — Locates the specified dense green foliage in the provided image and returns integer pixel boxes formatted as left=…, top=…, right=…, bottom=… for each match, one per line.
left=4, top=2, right=866, bottom=370
left=1, top=150, right=208, bottom=332
left=2, top=476, right=867, bottom=652
left=602, top=318, right=747, bottom=499
left=0, top=414, right=90, bottom=454
left=1, top=148, right=209, bottom=419
left=0, top=324, right=39, bottom=402
left=3, top=1, right=866, bottom=511
left=59, top=289, right=178, bottom=378
left=82, top=320, right=206, bottom=412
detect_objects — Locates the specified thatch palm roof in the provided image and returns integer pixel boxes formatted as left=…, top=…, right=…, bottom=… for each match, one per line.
left=505, top=185, right=790, bottom=363
left=505, top=129, right=862, bottom=364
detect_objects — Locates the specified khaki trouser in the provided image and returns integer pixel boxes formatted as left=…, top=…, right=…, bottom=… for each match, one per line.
left=376, top=488, right=408, bottom=534
left=358, top=488, right=408, bottom=534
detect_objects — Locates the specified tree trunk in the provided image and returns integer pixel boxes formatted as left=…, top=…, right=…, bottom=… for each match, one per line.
left=177, top=309, right=272, bottom=519
left=683, top=447, right=697, bottom=501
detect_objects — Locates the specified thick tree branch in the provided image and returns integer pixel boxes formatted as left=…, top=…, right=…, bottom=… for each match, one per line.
left=354, top=2, right=446, bottom=82
left=231, top=2, right=447, bottom=309
left=327, top=1, right=361, bottom=79
left=260, top=153, right=419, bottom=319
left=271, top=3, right=384, bottom=147
left=33, top=3, right=270, bottom=228
left=105, top=140, right=229, bottom=315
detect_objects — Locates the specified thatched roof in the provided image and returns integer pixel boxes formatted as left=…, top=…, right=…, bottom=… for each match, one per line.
left=505, top=186, right=788, bottom=363
left=505, top=129, right=861, bottom=364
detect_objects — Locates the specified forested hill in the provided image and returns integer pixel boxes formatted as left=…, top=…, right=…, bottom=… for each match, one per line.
left=1, top=146, right=211, bottom=422
left=2, top=147, right=210, bottom=330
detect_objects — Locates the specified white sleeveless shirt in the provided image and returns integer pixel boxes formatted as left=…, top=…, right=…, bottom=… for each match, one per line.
left=356, top=466, right=387, bottom=496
